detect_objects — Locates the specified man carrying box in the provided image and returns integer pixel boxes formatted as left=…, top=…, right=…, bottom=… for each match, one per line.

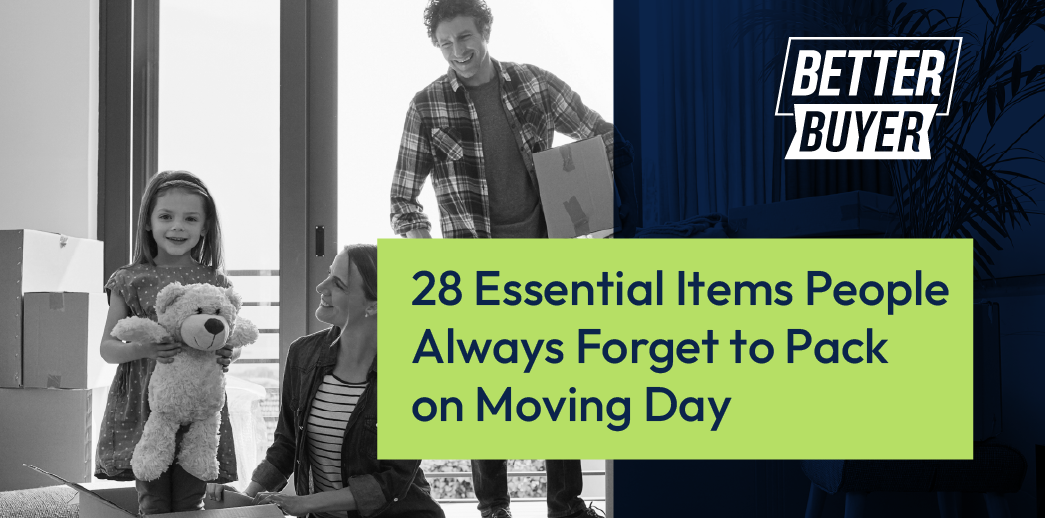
left=389, top=0, right=633, bottom=240
left=388, top=1, right=623, bottom=516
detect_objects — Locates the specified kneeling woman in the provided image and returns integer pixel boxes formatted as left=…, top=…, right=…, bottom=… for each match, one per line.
left=245, top=244, right=444, bottom=517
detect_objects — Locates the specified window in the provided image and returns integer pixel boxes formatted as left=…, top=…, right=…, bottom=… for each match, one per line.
left=100, top=0, right=608, bottom=502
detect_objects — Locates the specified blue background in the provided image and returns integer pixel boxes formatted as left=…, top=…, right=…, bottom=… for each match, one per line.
left=612, top=0, right=1045, bottom=515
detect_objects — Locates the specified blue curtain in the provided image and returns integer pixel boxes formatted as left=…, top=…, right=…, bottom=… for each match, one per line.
left=637, top=0, right=782, bottom=226
left=635, top=0, right=894, bottom=227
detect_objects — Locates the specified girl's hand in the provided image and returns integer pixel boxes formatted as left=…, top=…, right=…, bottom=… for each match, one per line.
left=215, top=345, right=235, bottom=373
left=205, top=483, right=240, bottom=502
left=253, top=492, right=310, bottom=516
left=141, top=341, right=181, bottom=363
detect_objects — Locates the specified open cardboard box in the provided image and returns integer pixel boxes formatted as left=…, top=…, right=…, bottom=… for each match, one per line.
left=25, top=465, right=283, bottom=518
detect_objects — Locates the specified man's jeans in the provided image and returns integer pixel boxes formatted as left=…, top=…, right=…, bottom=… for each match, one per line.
left=472, top=460, right=586, bottom=518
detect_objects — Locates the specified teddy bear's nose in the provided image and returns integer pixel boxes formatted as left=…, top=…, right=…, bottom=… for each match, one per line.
left=204, top=318, right=225, bottom=335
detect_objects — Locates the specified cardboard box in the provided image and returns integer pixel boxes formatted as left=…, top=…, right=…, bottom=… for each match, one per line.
left=533, top=137, right=614, bottom=238
left=22, top=292, right=115, bottom=389
left=0, top=229, right=104, bottom=387
left=26, top=466, right=283, bottom=518
left=727, top=190, right=896, bottom=238
left=0, top=387, right=105, bottom=491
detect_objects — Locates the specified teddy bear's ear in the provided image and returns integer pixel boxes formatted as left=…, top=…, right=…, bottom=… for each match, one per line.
left=225, top=287, right=243, bottom=311
left=155, top=282, right=187, bottom=315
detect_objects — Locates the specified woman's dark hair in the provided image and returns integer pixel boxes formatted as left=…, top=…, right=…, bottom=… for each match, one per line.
left=344, top=244, right=377, bottom=301
left=132, top=170, right=225, bottom=271
left=424, top=0, right=493, bottom=44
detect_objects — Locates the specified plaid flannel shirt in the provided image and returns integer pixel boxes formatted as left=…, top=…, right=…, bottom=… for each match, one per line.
left=390, top=60, right=617, bottom=238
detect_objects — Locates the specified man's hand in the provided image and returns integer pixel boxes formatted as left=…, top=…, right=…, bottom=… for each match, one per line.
left=403, top=228, right=432, bottom=239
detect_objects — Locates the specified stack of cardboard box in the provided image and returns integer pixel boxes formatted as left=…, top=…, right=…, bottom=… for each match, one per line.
left=0, top=229, right=110, bottom=491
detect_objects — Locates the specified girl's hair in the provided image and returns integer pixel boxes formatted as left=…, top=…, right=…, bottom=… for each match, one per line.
left=132, top=170, right=225, bottom=271
left=343, top=244, right=377, bottom=301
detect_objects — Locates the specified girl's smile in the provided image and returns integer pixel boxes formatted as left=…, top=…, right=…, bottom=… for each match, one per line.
left=149, top=189, right=207, bottom=266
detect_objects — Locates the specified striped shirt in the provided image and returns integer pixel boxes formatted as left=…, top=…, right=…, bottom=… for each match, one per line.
left=307, top=374, right=367, bottom=518
left=390, top=59, right=618, bottom=238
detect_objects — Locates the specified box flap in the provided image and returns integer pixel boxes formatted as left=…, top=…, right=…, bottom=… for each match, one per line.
left=29, top=465, right=283, bottom=517
left=25, top=465, right=135, bottom=517
left=162, top=504, right=284, bottom=518
left=20, top=229, right=103, bottom=294
left=220, top=492, right=256, bottom=508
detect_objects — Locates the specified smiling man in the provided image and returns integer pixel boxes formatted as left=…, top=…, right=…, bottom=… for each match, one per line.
left=389, top=4, right=610, bottom=517
left=389, top=0, right=629, bottom=241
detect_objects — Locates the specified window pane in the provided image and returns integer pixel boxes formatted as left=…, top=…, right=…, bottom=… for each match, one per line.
left=158, top=0, right=280, bottom=491
left=157, top=1, right=279, bottom=270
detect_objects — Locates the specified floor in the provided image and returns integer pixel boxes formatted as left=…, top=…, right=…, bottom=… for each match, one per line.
left=441, top=499, right=607, bottom=518
left=79, top=479, right=608, bottom=517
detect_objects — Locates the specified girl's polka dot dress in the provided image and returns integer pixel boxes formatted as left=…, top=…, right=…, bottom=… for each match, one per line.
left=94, top=263, right=239, bottom=483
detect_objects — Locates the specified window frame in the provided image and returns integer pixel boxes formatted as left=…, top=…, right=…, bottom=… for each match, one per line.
left=280, top=0, right=338, bottom=363
left=98, top=0, right=158, bottom=279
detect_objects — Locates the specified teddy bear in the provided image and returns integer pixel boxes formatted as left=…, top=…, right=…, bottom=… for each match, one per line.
left=110, top=282, right=258, bottom=483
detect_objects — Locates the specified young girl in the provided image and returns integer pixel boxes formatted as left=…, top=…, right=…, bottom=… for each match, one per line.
left=95, top=170, right=239, bottom=515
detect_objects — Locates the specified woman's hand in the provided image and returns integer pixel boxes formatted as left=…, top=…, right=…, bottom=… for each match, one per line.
left=140, top=340, right=181, bottom=364
left=253, top=492, right=311, bottom=516
left=215, top=344, right=235, bottom=373
left=241, top=480, right=265, bottom=498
